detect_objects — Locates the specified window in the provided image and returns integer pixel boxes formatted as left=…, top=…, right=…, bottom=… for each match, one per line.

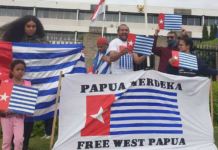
left=0, top=6, right=33, bottom=17
left=79, top=11, right=93, bottom=20
left=204, top=17, right=217, bottom=26
left=104, top=34, right=117, bottom=42
left=45, top=31, right=75, bottom=41
left=121, top=13, right=145, bottom=23
left=147, top=14, right=158, bottom=24
left=37, top=8, right=77, bottom=20
left=182, top=16, right=202, bottom=26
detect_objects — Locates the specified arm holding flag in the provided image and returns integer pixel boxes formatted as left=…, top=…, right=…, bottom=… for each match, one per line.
left=166, top=58, right=179, bottom=75
left=110, top=47, right=130, bottom=62
left=133, top=54, right=147, bottom=64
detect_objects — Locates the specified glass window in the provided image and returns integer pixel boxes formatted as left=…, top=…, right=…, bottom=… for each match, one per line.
left=188, top=17, right=194, bottom=25
left=140, top=15, right=145, bottom=23
left=106, top=14, right=113, bottom=21
left=37, top=10, right=43, bottom=18
left=85, top=12, right=92, bottom=20
left=97, top=13, right=103, bottom=21
left=70, top=12, right=77, bottom=20
left=121, top=14, right=126, bottom=22
left=21, top=9, right=29, bottom=16
left=127, top=14, right=134, bottom=22
left=29, top=10, right=33, bottom=15
left=208, top=17, right=215, bottom=25
left=0, top=8, right=7, bottom=16
left=133, top=15, right=140, bottom=23
left=153, top=15, right=158, bottom=24
left=79, top=12, right=85, bottom=20
left=204, top=18, right=208, bottom=25
left=64, top=11, right=71, bottom=19
left=195, top=17, right=201, bottom=26
left=14, top=8, right=21, bottom=17
left=113, top=14, right=119, bottom=22
left=55, top=32, right=62, bottom=40
left=147, top=14, right=153, bottom=23
left=43, top=10, right=49, bottom=18
left=49, top=10, right=57, bottom=18
left=6, top=8, right=14, bottom=16
left=182, top=16, right=188, bottom=25
left=57, top=11, right=64, bottom=19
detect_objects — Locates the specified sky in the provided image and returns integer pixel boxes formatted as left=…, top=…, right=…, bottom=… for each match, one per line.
left=39, top=0, right=218, bottom=9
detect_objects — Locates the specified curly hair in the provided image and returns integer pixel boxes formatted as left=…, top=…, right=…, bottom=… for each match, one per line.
left=1, top=15, right=45, bottom=42
left=9, top=59, right=26, bottom=79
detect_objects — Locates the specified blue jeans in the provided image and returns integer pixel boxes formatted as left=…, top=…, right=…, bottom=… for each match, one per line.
left=44, top=118, right=54, bottom=136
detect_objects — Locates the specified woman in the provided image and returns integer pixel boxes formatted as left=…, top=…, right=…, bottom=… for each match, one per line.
left=167, top=38, right=218, bottom=81
left=1, top=15, right=49, bottom=150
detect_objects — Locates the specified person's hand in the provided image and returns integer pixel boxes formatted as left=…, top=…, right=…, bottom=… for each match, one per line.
left=120, top=47, right=130, bottom=55
left=181, top=27, right=187, bottom=36
left=169, top=58, right=175, bottom=65
left=155, top=26, right=160, bottom=36
left=216, top=75, right=218, bottom=82
left=81, top=48, right=86, bottom=53
left=101, top=56, right=110, bottom=63
left=1, top=110, right=13, bottom=115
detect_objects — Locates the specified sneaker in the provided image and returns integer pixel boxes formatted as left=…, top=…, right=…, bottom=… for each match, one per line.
left=41, top=134, right=47, bottom=139
left=45, top=135, right=51, bottom=139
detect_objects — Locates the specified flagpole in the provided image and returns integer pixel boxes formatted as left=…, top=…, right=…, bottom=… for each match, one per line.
left=101, top=0, right=106, bottom=37
left=143, top=0, right=150, bottom=68
left=49, top=71, right=63, bottom=150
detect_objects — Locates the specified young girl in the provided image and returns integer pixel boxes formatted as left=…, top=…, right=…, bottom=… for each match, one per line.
left=167, top=38, right=218, bottom=81
left=0, top=60, right=31, bottom=150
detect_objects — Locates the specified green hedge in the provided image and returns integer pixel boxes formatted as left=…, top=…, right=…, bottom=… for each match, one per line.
left=211, top=81, right=218, bottom=126
left=0, top=118, right=58, bottom=139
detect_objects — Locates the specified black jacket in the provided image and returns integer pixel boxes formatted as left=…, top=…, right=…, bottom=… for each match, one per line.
left=166, top=56, right=218, bottom=77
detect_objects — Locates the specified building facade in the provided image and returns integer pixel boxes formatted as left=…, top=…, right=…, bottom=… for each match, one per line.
left=0, top=0, right=218, bottom=43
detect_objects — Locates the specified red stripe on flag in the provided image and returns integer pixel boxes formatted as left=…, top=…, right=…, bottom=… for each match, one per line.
left=0, top=82, right=13, bottom=111
left=172, top=51, right=180, bottom=67
left=90, top=0, right=105, bottom=20
left=127, top=33, right=136, bottom=54
left=158, top=13, right=165, bottom=29
left=87, top=65, right=94, bottom=74
left=0, top=42, right=13, bottom=81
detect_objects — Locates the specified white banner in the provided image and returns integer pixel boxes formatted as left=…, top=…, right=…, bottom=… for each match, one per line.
left=39, top=0, right=218, bottom=9
left=53, top=70, right=217, bottom=150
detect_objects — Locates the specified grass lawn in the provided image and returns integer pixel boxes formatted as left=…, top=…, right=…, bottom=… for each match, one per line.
left=0, top=128, right=218, bottom=150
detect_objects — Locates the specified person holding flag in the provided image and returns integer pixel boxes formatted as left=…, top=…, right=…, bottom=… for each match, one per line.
left=108, top=24, right=147, bottom=74
left=153, top=26, right=189, bottom=73
left=87, top=37, right=111, bottom=74
left=167, top=38, right=218, bottom=80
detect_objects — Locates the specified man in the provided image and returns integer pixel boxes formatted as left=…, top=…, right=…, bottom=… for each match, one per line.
left=87, top=37, right=111, bottom=74
left=152, top=26, right=188, bottom=73
left=108, top=24, right=147, bottom=74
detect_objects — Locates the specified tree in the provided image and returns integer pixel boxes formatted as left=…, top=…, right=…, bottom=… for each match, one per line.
left=202, top=23, right=209, bottom=42
left=209, top=24, right=214, bottom=40
left=214, top=24, right=218, bottom=39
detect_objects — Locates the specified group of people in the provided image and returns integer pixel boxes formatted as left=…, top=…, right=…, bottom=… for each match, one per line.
left=0, top=13, right=218, bottom=150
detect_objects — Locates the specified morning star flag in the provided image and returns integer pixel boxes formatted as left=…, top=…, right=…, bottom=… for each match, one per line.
left=0, top=41, right=86, bottom=121
left=127, top=33, right=154, bottom=56
left=0, top=82, right=38, bottom=116
left=172, top=51, right=198, bottom=71
left=53, top=70, right=216, bottom=150
left=158, top=14, right=182, bottom=30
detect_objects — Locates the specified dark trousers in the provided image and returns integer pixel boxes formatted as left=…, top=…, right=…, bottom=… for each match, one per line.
left=44, top=118, right=53, bottom=136
left=11, top=122, right=34, bottom=150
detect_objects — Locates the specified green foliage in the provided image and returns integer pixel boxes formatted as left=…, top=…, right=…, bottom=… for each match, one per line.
left=214, top=24, right=218, bottom=39
left=0, top=118, right=59, bottom=139
left=211, top=82, right=218, bottom=126
left=203, top=38, right=218, bottom=44
left=209, top=24, right=214, bottom=40
left=202, top=23, right=209, bottom=42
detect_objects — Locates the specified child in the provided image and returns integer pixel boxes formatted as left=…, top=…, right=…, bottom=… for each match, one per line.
left=166, top=38, right=218, bottom=81
left=0, top=60, right=31, bottom=150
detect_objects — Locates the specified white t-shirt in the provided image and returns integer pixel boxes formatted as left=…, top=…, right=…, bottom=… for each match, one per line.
left=108, top=38, right=134, bottom=74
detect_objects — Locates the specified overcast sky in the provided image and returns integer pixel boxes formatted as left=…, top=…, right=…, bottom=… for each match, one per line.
left=39, top=0, right=218, bottom=9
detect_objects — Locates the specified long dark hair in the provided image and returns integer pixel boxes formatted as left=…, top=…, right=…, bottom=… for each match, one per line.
left=9, top=60, right=26, bottom=79
left=180, top=38, right=196, bottom=53
left=1, top=15, right=45, bottom=42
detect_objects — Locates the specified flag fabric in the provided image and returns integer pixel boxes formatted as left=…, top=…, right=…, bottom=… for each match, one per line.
left=90, top=0, right=105, bottom=26
left=87, top=51, right=111, bottom=74
left=216, top=19, right=218, bottom=38
left=158, top=14, right=182, bottom=30
left=0, top=41, right=86, bottom=121
left=119, top=46, right=133, bottom=70
left=0, top=81, right=38, bottom=116
left=127, top=33, right=154, bottom=56
left=172, top=51, right=198, bottom=71
left=53, top=70, right=215, bottom=150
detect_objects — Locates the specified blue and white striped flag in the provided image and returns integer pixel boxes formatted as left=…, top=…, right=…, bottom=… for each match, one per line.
left=10, top=43, right=86, bottom=121
left=159, top=14, right=182, bottom=30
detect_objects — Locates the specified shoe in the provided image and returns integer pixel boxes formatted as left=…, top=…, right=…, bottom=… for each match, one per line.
left=45, top=135, right=51, bottom=139
left=41, top=134, right=47, bottom=139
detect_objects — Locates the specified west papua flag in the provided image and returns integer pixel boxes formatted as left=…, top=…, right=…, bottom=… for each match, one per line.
left=172, top=51, right=198, bottom=71
left=158, top=13, right=182, bottom=30
left=127, top=33, right=154, bottom=56
left=0, top=81, right=38, bottom=115
left=90, top=0, right=106, bottom=26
